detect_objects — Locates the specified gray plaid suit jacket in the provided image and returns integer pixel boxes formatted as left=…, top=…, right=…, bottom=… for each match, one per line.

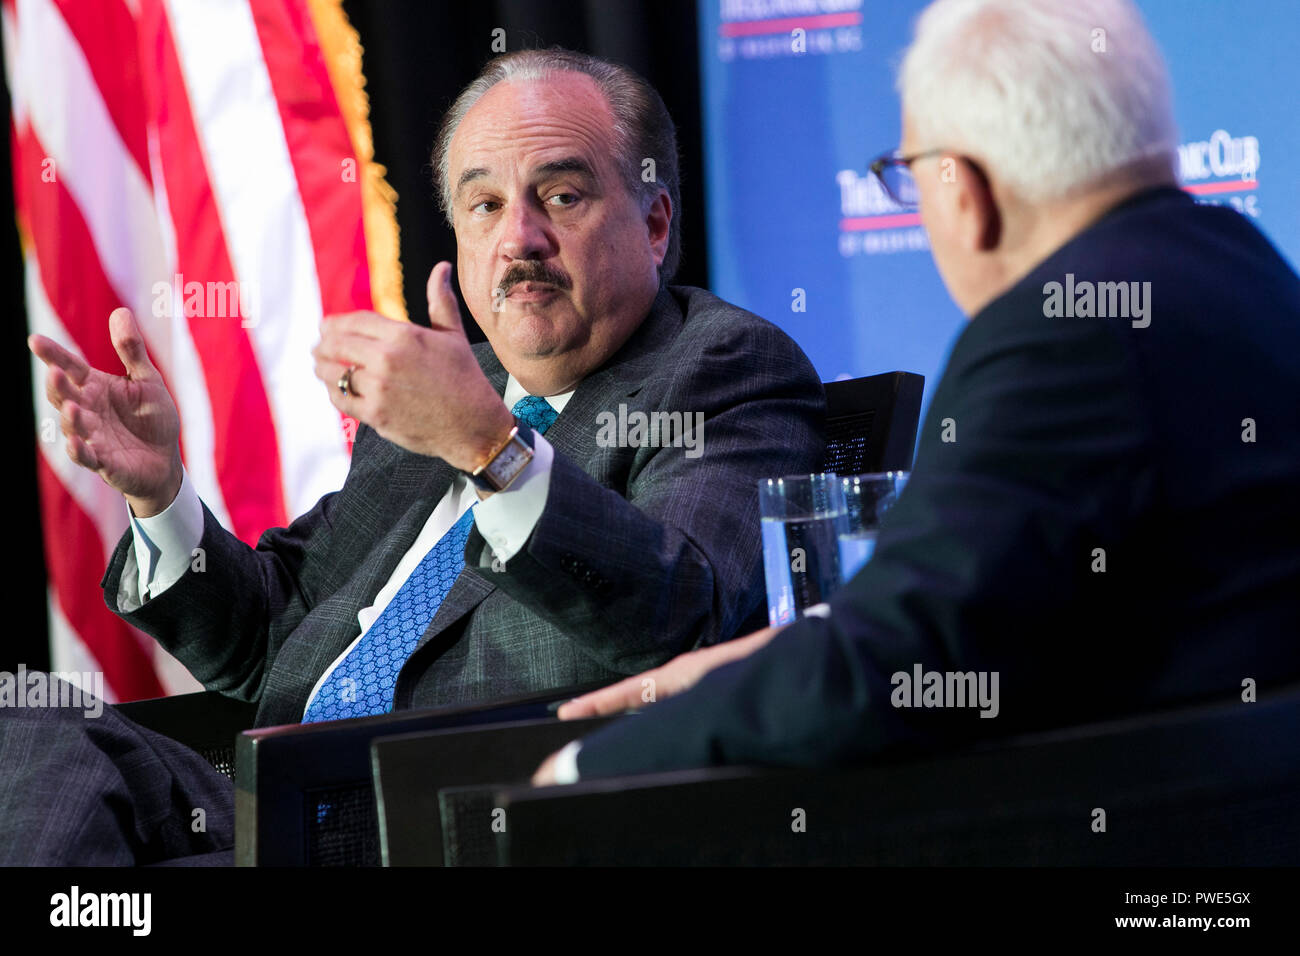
left=100, top=284, right=826, bottom=727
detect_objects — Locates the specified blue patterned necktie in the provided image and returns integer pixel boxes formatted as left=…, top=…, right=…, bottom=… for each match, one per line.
left=302, top=395, right=559, bottom=722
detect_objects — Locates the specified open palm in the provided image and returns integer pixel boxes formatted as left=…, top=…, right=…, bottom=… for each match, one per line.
left=31, top=307, right=181, bottom=508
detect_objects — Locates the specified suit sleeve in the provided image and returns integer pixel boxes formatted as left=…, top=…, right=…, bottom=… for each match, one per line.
left=574, top=306, right=1159, bottom=777
left=99, top=425, right=384, bottom=701
left=464, top=318, right=826, bottom=676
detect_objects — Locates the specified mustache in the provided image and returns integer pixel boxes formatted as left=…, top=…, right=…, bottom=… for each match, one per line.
left=495, top=261, right=572, bottom=297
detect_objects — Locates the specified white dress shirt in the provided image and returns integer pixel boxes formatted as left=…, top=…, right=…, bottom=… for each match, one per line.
left=116, top=376, right=573, bottom=719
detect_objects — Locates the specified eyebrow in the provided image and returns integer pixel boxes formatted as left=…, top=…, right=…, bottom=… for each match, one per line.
left=454, top=157, right=598, bottom=199
left=455, top=166, right=490, bottom=196
left=534, top=157, right=597, bottom=181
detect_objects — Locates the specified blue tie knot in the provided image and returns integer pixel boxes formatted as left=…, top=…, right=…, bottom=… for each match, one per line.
left=512, top=395, right=558, bottom=434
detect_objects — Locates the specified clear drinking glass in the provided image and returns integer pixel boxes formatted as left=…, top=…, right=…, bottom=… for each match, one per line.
left=837, top=472, right=909, bottom=582
left=759, top=473, right=847, bottom=626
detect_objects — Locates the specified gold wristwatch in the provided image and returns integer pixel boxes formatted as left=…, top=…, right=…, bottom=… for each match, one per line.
left=467, top=417, right=535, bottom=493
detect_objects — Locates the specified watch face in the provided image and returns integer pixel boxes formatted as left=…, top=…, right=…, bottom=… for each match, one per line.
left=486, top=435, right=533, bottom=488
left=494, top=446, right=527, bottom=474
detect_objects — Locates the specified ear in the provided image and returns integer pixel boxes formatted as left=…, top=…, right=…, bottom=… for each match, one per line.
left=644, top=190, right=672, bottom=267
left=951, top=158, right=1001, bottom=252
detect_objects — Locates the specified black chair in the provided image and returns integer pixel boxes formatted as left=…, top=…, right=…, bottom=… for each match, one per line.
left=370, top=715, right=619, bottom=866
left=822, top=370, right=924, bottom=473
left=395, top=682, right=1300, bottom=865
left=232, top=681, right=609, bottom=865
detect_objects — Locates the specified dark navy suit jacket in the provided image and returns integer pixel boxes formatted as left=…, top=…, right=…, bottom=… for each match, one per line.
left=577, top=187, right=1300, bottom=776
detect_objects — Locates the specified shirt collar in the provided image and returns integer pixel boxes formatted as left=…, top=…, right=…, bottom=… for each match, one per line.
left=503, top=374, right=575, bottom=415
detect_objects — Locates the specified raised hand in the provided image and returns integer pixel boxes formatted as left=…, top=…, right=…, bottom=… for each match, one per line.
left=313, top=262, right=513, bottom=472
left=30, top=307, right=182, bottom=517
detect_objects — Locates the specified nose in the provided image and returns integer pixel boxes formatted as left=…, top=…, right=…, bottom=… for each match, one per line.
left=499, top=197, right=556, bottom=262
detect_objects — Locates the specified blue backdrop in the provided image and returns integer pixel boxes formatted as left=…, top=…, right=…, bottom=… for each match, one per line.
left=698, top=0, right=1300, bottom=424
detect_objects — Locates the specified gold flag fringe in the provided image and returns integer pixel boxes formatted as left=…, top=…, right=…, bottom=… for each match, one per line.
left=306, top=0, right=408, bottom=322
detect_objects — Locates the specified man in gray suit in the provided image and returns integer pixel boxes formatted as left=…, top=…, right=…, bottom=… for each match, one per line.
left=11, top=49, right=823, bottom=862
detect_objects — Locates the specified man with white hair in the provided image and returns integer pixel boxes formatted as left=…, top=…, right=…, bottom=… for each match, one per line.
left=536, top=0, right=1300, bottom=783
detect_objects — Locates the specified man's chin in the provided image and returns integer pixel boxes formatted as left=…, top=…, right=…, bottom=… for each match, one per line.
left=500, top=309, right=574, bottom=358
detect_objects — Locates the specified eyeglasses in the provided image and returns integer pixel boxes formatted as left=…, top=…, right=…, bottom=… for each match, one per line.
left=867, top=148, right=949, bottom=208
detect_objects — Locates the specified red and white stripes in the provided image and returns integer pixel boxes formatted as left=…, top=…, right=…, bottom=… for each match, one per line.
left=6, top=0, right=397, bottom=701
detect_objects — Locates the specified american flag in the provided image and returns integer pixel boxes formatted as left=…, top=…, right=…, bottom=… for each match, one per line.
left=5, top=0, right=404, bottom=701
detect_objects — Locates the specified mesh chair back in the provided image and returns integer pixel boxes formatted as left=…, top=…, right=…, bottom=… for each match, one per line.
left=822, top=371, right=923, bottom=474
left=306, top=783, right=381, bottom=866
left=440, top=787, right=506, bottom=866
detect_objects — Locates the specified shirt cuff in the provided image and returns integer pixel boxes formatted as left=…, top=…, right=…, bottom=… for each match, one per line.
left=472, top=432, right=554, bottom=566
left=552, top=739, right=583, bottom=785
left=126, top=468, right=205, bottom=604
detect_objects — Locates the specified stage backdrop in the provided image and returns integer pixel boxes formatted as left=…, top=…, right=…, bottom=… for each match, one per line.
left=698, top=0, right=1300, bottom=426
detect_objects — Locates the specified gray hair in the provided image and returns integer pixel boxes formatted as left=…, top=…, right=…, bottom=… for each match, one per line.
left=433, top=48, right=682, bottom=281
left=899, top=0, right=1178, bottom=202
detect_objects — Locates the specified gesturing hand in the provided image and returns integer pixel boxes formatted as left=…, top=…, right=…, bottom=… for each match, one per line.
left=533, top=625, right=789, bottom=786
left=554, top=624, right=788, bottom=719
left=313, top=262, right=513, bottom=472
left=29, top=307, right=182, bottom=517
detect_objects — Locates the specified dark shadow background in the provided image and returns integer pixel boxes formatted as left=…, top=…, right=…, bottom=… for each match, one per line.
left=4, top=0, right=705, bottom=673
left=2, top=37, right=44, bottom=672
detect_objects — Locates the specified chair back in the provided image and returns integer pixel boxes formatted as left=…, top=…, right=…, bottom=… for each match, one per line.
left=233, top=682, right=609, bottom=865
left=114, top=690, right=258, bottom=779
left=822, top=371, right=924, bottom=474
left=371, top=715, right=617, bottom=865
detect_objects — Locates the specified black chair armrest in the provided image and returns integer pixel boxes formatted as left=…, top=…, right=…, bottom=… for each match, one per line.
left=478, top=687, right=1300, bottom=865
left=372, top=714, right=618, bottom=865
left=113, top=690, right=258, bottom=779
left=234, top=680, right=610, bottom=866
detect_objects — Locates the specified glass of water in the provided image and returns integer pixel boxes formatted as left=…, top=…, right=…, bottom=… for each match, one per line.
left=759, top=473, right=847, bottom=626
left=837, top=472, right=909, bottom=582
